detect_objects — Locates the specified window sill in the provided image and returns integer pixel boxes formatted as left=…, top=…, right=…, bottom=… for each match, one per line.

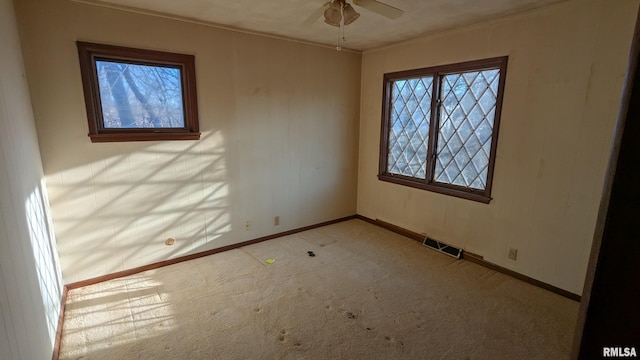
left=377, top=174, right=492, bottom=204
left=89, top=131, right=201, bottom=143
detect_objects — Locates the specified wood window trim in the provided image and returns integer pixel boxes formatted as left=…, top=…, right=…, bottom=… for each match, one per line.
left=76, top=41, right=200, bottom=142
left=378, top=56, right=508, bottom=204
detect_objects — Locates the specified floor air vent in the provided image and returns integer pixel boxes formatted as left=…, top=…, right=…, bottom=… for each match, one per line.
left=422, top=237, right=462, bottom=259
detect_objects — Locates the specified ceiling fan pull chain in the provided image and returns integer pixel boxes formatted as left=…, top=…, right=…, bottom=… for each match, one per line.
left=336, top=2, right=343, bottom=51
left=341, top=14, right=346, bottom=44
left=336, top=2, right=344, bottom=51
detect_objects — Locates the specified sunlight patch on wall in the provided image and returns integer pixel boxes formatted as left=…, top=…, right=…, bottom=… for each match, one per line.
left=47, top=131, right=231, bottom=282
left=24, top=179, right=63, bottom=347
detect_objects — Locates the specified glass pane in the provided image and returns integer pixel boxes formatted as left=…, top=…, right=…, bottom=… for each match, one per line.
left=96, top=60, right=185, bottom=128
left=435, top=68, right=500, bottom=190
left=387, top=76, right=433, bottom=179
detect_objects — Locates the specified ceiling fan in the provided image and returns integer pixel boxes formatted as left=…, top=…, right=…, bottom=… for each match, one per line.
left=304, top=0, right=404, bottom=27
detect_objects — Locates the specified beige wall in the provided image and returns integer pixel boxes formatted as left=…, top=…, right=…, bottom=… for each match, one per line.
left=358, top=0, right=639, bottom=294
left=15, top=0, right=361, bottom=283
left=15, top=0, right=637, bottom=295
left=0, top=0, right=64, bottom=358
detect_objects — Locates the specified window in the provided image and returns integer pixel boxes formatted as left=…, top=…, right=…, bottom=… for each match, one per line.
left=378, top=57, right=508, bottom=203
left=77, top=42, right=200, bottom=142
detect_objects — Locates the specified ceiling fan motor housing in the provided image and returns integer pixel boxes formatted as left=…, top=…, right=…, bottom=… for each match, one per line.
left=310, top=0, right=403, bottom=30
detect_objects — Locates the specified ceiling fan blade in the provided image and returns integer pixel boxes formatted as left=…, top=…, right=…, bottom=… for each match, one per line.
left=352, top=0, right=404, bottom=20
left=303, top=2, right=331, bottom=26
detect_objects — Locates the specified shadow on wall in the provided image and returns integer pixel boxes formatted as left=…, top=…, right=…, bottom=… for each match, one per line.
left=47, top=131, right=232, bottom=282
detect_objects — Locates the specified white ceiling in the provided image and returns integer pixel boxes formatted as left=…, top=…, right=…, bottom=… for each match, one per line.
left=76, top=0, right=568, bottom=51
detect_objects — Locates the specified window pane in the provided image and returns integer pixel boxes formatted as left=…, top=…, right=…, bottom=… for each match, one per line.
left=435, top=69, right=500, bottom=190
left=387, top=76, right=433, bottom=179
left=96, top=60, right=185, bottom=128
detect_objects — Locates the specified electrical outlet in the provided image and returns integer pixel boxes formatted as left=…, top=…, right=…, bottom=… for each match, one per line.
left=244, top=221, right=251, bottom=231
left=274, top=216, right=280, bottom=226
left=165, top=237, right=176, bottom=246
left=508, top=248, right=518, bottom=261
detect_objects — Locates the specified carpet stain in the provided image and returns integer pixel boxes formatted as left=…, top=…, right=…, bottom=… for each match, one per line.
left=277, top=329, right=288, bottom=342
left=366, top=288, right=380, bottom=299
left=346, top=312, right=357, bottom=319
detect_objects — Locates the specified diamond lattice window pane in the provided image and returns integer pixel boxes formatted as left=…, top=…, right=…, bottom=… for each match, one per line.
left=434, top=69, right=500, bottom=190
left=387, top=76, right=433, bottom=179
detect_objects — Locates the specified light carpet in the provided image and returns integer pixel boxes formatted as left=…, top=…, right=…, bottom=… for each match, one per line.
left=59, top=219, right=578, bottom=359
